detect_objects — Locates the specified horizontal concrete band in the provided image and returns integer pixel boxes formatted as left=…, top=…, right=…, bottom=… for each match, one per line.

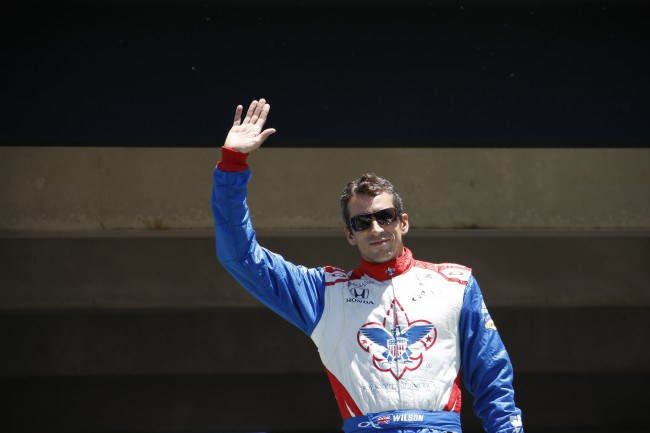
left=1, top=147, right=648, bottom=231
left=1, top=234, right=648, bottom=309
left=1, top=307, right=647, bottom=376
left=4, top=373, right=648, bottom=432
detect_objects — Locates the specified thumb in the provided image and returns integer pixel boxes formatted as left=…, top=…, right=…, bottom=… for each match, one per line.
left=258, top=128, right=276, bottom=143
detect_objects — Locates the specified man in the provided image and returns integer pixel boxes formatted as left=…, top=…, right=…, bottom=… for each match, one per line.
left=212, top=99, right=524, bottom=433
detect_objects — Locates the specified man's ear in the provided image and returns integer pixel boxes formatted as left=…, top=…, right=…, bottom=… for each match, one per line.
left=400, top=213, right=409, bottom=235
left=344, top=227, right=357, bottom=246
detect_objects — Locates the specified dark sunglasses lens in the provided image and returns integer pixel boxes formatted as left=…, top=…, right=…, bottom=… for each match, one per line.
left=350, top=208, right=397, bottom=231
left=350, top=215, right=372, bottom=231
left=374, top=208, right=397, bottom=225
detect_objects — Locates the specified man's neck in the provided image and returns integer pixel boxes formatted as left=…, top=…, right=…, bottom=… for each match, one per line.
left=356, top=248, right=413, bottom=281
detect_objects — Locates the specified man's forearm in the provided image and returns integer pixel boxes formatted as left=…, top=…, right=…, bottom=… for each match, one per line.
left=211, top=153, right=326, bottom=335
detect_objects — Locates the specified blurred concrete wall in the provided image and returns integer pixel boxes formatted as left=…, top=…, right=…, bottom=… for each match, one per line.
left=2, top=147, right=648, bottom=231
left=1, top=147, right=649, bottom=432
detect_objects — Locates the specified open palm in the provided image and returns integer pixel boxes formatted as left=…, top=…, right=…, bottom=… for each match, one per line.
left=224, top=98, right=276, bottom=153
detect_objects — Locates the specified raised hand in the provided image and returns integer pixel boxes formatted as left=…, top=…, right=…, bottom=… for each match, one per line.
left=223, top=98, right=276, bottom=153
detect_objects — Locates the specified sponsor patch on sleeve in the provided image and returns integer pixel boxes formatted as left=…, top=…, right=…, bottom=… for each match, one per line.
left=484, top=317, right=497, bottom=331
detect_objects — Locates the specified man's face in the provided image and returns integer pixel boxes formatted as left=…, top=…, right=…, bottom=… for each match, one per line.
left=344, top=192, right=409, bottom=263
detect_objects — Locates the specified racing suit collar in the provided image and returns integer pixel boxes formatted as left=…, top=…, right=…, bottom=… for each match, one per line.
left=356, top=247, right=413, bottom=281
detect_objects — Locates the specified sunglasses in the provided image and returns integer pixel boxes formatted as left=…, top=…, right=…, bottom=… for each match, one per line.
left=348, top=208, right=399, bottom=232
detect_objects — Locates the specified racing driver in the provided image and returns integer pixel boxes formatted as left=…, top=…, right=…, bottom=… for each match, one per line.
left=212, top=98, right=524, bottom=433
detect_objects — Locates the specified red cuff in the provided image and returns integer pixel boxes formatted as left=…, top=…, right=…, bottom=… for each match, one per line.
left=216, top=147, right=249, bottom=172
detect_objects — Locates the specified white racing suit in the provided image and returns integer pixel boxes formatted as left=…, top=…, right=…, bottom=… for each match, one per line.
left=212, top=148, right=523, bottom=433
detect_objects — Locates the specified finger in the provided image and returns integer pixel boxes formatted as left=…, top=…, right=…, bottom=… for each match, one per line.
left=243, top=100, right=258, bottom=124
left=232, top=105, right=243, bottom=126
left=250, top=98, right=266, bottom=124
left=256, top=103, right=271, bottom=129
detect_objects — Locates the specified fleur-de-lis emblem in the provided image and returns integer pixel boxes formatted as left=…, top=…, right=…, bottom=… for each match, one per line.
left=357, top=298, right=437, bottom=380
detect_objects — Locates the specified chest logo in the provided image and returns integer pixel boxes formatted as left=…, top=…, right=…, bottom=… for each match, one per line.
left=357, top=298, right=437, bottom=380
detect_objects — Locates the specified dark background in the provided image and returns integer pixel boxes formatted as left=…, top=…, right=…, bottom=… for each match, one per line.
left=2, top=0, right=649, bottom=146
left=2, top=2, right=649, bottom=433
left=3, top=235, right=649, bottom=433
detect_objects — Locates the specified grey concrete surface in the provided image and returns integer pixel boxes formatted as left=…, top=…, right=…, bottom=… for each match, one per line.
left=1, top=147, right=648, bottom=231
left=2, top=146, right=648, bottom=433
left=1, top=233, right=648, bottom=310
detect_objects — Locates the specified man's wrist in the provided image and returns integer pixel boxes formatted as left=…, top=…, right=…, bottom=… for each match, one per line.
left=217, top=146, right=249, bottom=172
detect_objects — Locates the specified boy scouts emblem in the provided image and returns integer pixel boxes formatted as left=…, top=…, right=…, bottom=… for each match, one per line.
left=357, top=298, right=437, bottom=380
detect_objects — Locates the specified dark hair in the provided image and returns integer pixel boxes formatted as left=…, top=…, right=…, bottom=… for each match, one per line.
left=340, top=173, right=404, bottom=227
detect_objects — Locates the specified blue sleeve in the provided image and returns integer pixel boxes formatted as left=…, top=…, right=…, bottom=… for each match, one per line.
left=211, top=166, right=326, bottom=335
left=460, top=275, right=524, bottom=433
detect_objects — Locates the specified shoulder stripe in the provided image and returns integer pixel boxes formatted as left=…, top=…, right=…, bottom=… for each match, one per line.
left=323, top=265, right=349, bottom=285
left=326, top=278, right=349, bottom=286
left=413, top=260, right=472, bottom=285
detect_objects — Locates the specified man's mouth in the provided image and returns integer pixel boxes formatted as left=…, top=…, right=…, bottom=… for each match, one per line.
left=369, top=238, right=390, bottom=247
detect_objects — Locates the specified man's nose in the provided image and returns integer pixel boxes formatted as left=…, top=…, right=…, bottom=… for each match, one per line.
left=370, top=219, right=383, bottom=233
